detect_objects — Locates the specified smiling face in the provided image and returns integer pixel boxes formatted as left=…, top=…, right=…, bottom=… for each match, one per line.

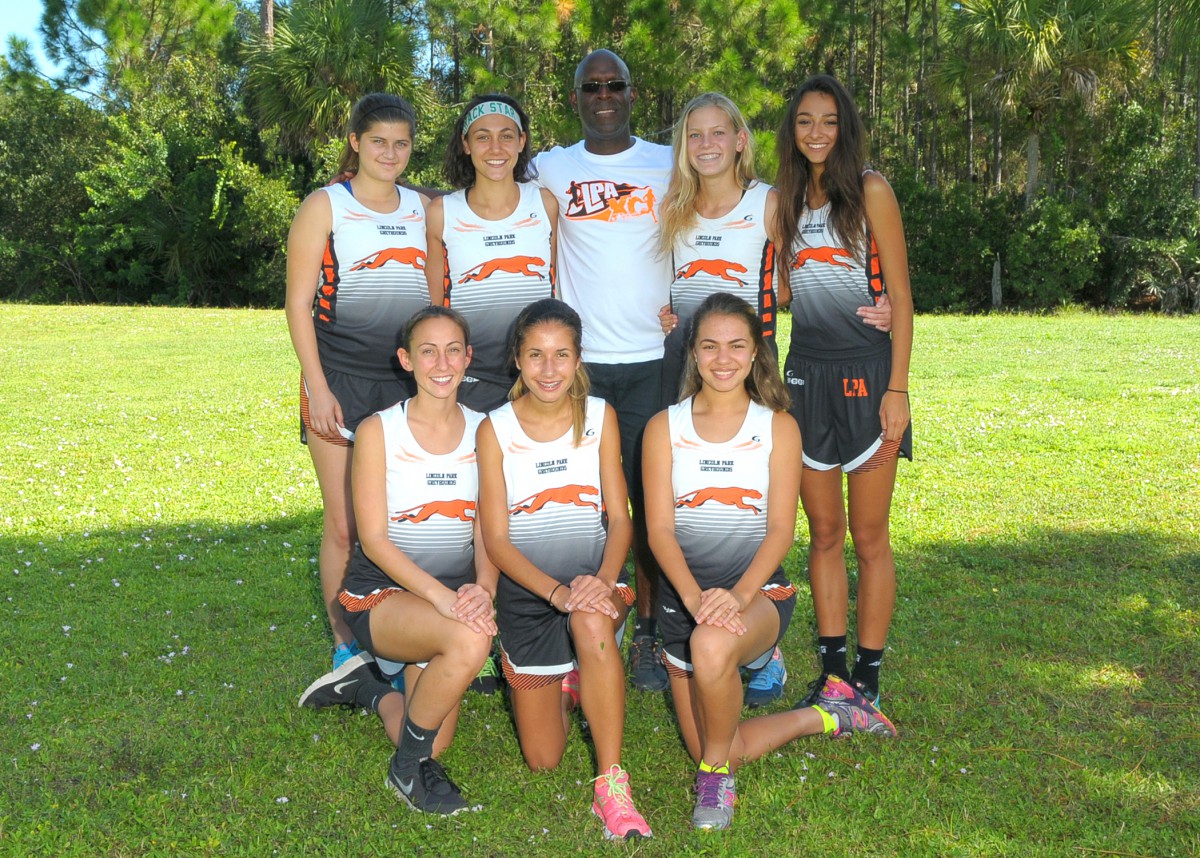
left=571, top=51, right=635, bottom=153
left=692, top=312, right=755, bottom=393
left=463, top=115, right=525, bottom=183
left=399, top=316, right=471, bottom=400
left=793, top=91, right=839, bottom=168
left=515, top=321, right=581, bottom=405
left=350, top=120, right=413, bottom=183
left=685, top=104, right=746, bottom=180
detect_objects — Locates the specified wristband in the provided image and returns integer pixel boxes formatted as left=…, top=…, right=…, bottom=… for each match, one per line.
left=548, top=583, right=565, bottom=606
left=887, top=388, right=909, bottom=395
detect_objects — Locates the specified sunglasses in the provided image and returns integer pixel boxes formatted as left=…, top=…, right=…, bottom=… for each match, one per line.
left=578, top=80, right=630, bottom=94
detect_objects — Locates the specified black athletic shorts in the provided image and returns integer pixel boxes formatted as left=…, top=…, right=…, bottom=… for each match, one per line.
left=783, top=345, right=912, bottom=471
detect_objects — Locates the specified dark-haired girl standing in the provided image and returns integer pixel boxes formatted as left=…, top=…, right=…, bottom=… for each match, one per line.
left=286, top=93, right=432, bottom=670
left=773, top=75, right=913, bottom=716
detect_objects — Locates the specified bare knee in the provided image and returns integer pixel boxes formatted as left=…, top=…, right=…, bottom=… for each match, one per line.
left=807, top=514, right=847, bottom=553
left=572, top=612, right=618, bottom=654
left=690, top=627, right=739, bottom=679
left=521, top=744, right=565, bottom=772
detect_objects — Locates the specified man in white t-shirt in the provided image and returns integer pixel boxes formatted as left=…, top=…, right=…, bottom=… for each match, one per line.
left=530, top=50, right=672, bottom=691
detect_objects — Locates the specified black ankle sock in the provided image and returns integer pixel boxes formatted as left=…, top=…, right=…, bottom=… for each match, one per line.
left=396, top=716, right=437, bottom=768
left=634, top=616, right=656, bottom=640
left=851, top=646, right=884, bottom=697
left=818, top=635, right=849, bottom=679
left=352, top=678, right=391, bottom=713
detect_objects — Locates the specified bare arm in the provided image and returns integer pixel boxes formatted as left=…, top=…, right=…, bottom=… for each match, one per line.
left=476, top=418, right=567, bottom=608
left=765, top=188, right=791, bottom=310
left=539, top=188, right=559, bottom=296
left=353, top=416, right=494, bottom=632
left=864, top=171, right=913, bottom=441
left=726, top=412, right=802, bottom=609
left=284, top=191, right=342, bottom=435
left=642, top=410, right=703, bottom=615
left=425, top=195, right=447, bottom=306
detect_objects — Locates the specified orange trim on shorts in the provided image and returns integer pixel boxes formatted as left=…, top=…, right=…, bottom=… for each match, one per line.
left=761, top=582, right=797, bottom=601
left=801, top=437, right=902, bottom=474
left=337, top=587, right=400, bottom=612
left=616, top=583, right=635, bottom=607
left=850, top=437, right=902, bottom=474
left=300, top=373, right=351, bottom=447
left=663, top=655, right=691, bottom=680
left=499, top=650, right=563, bottom=691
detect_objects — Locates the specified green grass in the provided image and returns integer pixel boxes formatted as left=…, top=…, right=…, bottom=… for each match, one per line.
left=2, top=306, right=1198, bottom=856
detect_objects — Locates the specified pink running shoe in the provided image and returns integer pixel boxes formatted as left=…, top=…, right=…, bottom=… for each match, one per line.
left=562, top=668, right=580, bottom=709
left=592, top=765, right=652, bottom=840
left=816, top=675, right=897, bottom=737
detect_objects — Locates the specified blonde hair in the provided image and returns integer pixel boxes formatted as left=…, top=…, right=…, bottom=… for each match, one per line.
left=658, top=93, right=759, bottom=258
left=507, top=299, right=591, bottom=446
left=678, top=292, right=790, bottom=412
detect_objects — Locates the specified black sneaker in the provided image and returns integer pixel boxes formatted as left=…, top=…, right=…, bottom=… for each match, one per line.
left=629, top=636, right=669, bottom=692
left=386, top=754, right=469, bottom=815
left=298, top=652, right=379, bottom=709
left=791, top=672, right=830, bottom=711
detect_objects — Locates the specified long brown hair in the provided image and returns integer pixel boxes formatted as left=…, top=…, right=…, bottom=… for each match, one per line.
left=443, top=93, right=532, bottom=189
left=508, top=299, right=591, bottom=446
left=678, top=292, right=790, bottom=412
left=774, top=75, right=868, bottom=282
left=658, top=92, right=759, bottom=258
left=335, top=93, right=418, bottom=178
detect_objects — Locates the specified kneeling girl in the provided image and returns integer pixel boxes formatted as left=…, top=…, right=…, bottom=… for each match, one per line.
left=643, top=292, right=894, bottom=831
left=476, top=298, right=652, bottom=842
left=338, top=306, right=497, bottom=816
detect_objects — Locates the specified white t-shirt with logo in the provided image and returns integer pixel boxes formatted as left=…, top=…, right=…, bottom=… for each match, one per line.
left=531, top=138, right=672, bottom=363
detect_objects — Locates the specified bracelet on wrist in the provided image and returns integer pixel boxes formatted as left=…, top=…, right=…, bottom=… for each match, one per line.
left=548, top=583, right=565, bottom=606
left=887, top=388, right=909, bottom=395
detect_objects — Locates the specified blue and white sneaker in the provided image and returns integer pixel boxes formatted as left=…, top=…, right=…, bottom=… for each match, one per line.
left=332, top=640, right=362, bottom=671
left=745, top=646, right=787, bottom=708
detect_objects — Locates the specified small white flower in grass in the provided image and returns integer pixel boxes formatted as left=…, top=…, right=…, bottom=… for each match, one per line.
left=31, top=743, right=40, bottom=751
left=276, top=797, right=288, bottom=804
left=176, top=689, right=183, bottom=696
left=960, top=768, right=968, bottom=774
left=312, top=735, right=320, bottom=743
left=60, top=677, right=66, bottom=682
left=62, top=625, right=71, bottom=634
left=269, top=625, right=277, bottom=632
left=805, top=752, right=815, bottom=758
left=111, top=579, right=120, bottom=587
left=932, top=745, right=939, bottom=752
left=236, top=579, right=244, bottom=585
left=827, top=771, right=835, bottom=778
left=799, top=775, right=806, bottom=782
left=66, top=663, right=74, bottom=669
left=855, top=763, right=861, bottom=770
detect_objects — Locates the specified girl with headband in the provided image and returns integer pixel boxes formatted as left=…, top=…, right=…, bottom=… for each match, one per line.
left=426, top=94, right=557, bottom=414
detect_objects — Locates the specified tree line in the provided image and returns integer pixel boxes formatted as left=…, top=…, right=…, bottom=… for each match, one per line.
left=1, top=0, right=1197, bottom=311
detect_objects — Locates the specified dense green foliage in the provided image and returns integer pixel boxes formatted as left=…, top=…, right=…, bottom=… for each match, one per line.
left=1, top=0, right=1198, bottom=309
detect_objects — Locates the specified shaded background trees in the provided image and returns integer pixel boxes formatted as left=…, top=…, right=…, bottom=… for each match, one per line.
left=2, top=0, right=1197, bottom=310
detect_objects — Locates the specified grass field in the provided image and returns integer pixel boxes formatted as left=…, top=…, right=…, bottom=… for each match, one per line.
left=1, top=306, right=1197, bottom=857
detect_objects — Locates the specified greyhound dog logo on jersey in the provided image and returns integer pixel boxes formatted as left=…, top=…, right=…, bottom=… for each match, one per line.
left=390, top=499, right=476, bottom=523
left=458, top=256, right=547, bottom=283
left=510, top=484, right=600, bottom=515
left=675, top=259, right=749, bottom=287
left=792, top=246, right=853, bottom=271
left=565, top=181, right=657, bottom=223
left=675, top=487, right=763, bottom=514
left=350, top=247, right=427, bottom=272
